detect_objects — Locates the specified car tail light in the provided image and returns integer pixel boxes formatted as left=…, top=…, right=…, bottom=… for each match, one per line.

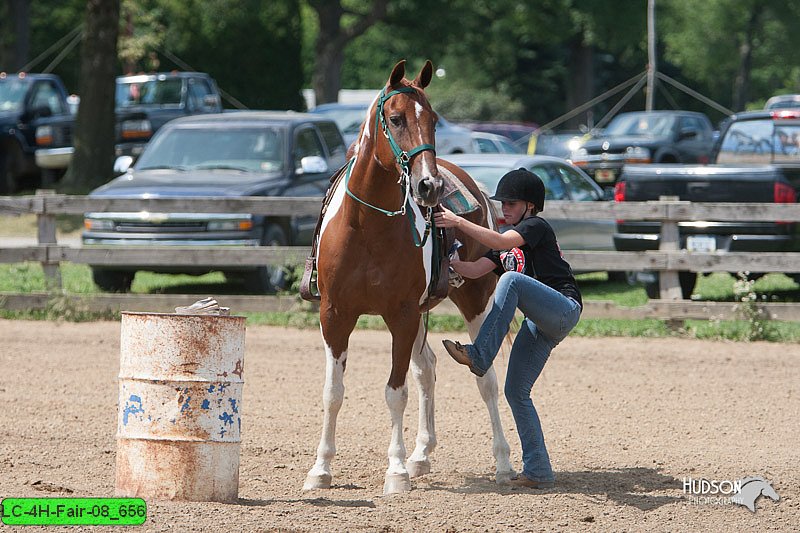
left=774, top=181, right=796, bottom=224
left=614, top=181, right=626, bottom=224
left=121, top=119, right=152, bottom=140
left=770, top=110, right=800, bottom=120
left=614, top=181, right=626, bottom=202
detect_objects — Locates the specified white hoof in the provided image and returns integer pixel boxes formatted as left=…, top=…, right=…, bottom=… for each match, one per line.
left=406, top=459, right=431, bottom=478
left=495, top=469, right=516, bottom=485
left=303, top=472, right=332, bottom=490
left=383, top=472, right=412, bottom=495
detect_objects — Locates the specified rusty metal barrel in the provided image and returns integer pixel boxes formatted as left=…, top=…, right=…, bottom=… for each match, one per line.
left=115, top=312, right=246, bottom=503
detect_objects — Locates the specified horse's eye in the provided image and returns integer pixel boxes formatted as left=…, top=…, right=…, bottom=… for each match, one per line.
left=389, top=115, right=402, bottom=127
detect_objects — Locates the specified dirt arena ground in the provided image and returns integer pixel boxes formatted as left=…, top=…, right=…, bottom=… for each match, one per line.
left=0, top=319, right=797, bottom=532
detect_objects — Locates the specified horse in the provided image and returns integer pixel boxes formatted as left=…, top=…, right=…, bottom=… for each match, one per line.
left=730, top=476, right=780, bottom=512
left=303, top=60, right=515, bottom=495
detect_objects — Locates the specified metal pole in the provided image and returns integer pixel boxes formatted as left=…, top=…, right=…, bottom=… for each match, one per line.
left=646, top=0, right=656, bottom=111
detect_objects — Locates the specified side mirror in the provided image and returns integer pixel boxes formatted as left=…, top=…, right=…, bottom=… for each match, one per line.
left=679, top=128, right=698, bottom=140
left=114, top=155, right=134, bottom=174
left=297, top=155, right=328, bottom=175
left=203, top=94, right=221, bottom=110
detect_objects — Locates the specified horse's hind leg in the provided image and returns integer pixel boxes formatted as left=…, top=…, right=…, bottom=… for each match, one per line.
left=303, top=313, right=357, bottom=490
left=465, top=303, right=516, bottom=484
left=407, top=317, right=437, bottom=478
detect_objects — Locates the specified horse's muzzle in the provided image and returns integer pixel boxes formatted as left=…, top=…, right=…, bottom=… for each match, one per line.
left=416, top=176, right=444, bottom=207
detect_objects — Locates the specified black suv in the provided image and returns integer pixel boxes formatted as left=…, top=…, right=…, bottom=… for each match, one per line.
left=83, top=111, right=346, bottom=293
left=571, top=110, right=715, bottom=190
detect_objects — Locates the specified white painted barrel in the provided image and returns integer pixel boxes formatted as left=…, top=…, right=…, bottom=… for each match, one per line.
left=115, top=312, right=246, bottom=503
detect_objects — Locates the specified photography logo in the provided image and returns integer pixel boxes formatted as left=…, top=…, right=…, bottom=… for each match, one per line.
left=683, top=476, right=779, bottom=513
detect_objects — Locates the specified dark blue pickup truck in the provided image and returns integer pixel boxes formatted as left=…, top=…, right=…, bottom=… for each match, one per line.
left=0, top=72, right=75, bottom=193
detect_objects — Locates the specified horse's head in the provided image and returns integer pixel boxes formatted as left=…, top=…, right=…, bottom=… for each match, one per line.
left=369, top=60, right=443, bottom=207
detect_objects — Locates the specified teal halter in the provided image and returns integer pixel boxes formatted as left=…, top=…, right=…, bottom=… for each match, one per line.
left=344, top=86, right=437, bottom=247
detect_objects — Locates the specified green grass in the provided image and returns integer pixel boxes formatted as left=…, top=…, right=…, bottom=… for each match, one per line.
left=1, top=263, right=799, bottom=342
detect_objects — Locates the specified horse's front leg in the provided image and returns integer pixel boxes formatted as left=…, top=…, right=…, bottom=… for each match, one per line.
left=303, top=311, right=357, bottom=490
left=407, top=316, right=437, bottom=478
left=466, top=305, right=516, bottom=484
left=382, top=309, right=420, bottom=495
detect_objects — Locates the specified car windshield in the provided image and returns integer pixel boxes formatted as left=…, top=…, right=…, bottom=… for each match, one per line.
left=116, top=78, right=184, bottom=108
left=605, top=113, right=676, bottom=137
left=136, top=127, right=285, bottom=173
left=716, top=118, right=800, bottom=164
left=0, top=78, right=30, bottom=112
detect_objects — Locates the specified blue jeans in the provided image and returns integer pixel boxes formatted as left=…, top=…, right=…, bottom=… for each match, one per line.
left=467, top=271, right=581, bottom=482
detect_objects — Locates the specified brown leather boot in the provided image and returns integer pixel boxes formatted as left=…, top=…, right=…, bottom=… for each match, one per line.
left=509, top=474, right=555, bottom=489
left=442, top=340, right=485, bottom=377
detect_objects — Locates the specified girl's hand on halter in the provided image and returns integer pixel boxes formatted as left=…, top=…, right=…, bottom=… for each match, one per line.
left=433, top=207, right=461, bottom=228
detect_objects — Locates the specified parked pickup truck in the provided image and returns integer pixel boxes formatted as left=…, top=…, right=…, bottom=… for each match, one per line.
left=571, top=110, right=716, bottom=190
left=614, top=108, right=800, bottom=298
left=114, top=71, right=222, bottom=159
left=0, top=72, right=75, bottom=193
left=82, top=111, right=346, bottom=293
left=30, top=71, right=224, bottom=187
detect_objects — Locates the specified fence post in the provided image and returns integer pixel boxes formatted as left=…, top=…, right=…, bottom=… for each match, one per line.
left=658, top=197, right=683, bottom=300
left=36, top=189, right=62, bottom=290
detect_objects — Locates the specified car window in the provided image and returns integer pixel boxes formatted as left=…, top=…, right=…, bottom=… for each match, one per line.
left=137, top=126, right=285, bottom=173
left=29, top=81, right=66, bottom=115
left=187, top=79, right=212, bottom=111
left=552, top=164, right=599, bottom=201
left=294, top=127, right=325, bottom=168
left=316, top=122, right=347, bottom=167
left=475, top=137, right=497, bottom=153
left=529, top=165, right=566, bottom=200
left=716, top=119, right=789, bottom=164
left=680, top=116, right=708, bottom=140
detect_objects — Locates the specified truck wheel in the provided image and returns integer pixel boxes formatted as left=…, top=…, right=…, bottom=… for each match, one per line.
left=245, top=224, right=288, bottom=294
left=92, top=268, right=135, bottom=292
left=0, top=142, right=23, bottom=194
left=644, top=271, right=697, bottom=299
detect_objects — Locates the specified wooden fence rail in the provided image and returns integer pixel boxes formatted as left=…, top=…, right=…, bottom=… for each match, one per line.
left=1, top=192, right=800, bottom=322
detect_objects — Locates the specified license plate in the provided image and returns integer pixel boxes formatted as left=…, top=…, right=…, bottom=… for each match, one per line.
left=686, top=235, right=716, bottom=252
left=594, top=169, right=616, bottom=183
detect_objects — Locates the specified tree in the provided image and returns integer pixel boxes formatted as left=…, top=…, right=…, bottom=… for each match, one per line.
left=60, top=0, right=120, bottom=193
left=307, top=0, right=388, bottom=105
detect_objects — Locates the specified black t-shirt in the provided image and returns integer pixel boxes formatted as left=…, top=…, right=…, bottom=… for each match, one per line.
left=485, top=216, right=582, bottom=308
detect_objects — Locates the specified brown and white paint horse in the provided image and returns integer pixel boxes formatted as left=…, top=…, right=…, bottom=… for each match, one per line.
left=304, top=60, right=515, bottom=495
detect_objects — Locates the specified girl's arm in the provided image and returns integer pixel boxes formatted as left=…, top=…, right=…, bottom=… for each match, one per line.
left=434, top=207, right=525, bottom=250
left=451, top=257, right=497, bottom=279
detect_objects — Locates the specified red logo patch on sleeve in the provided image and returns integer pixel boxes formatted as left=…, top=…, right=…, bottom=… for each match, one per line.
left=499, top=247, right=526, bottom=273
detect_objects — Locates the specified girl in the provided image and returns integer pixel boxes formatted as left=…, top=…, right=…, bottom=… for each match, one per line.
left=434, top=167, right=582, bottom=489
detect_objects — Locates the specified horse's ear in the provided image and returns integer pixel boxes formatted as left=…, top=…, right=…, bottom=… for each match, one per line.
left=389, top=60, right=406, bottom=88
left=414, top=60, right=433, bottom=89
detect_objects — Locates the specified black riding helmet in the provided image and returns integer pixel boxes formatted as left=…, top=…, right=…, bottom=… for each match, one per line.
left=490, top=168, right=545, bottom=211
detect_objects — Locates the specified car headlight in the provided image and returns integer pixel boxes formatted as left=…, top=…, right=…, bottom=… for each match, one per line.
left=624, top=146, right=651, bottom=162
left=121, top=119, right=152, bottom=140
left=207, top=219, right=254, bottom=231
left=36, top=125, right=53, bottom=146
left=84, top=218, right=114, bottom=231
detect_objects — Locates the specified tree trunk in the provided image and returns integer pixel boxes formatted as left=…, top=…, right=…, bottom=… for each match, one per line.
left=6, top=0, right=31, bottom=71
left=312, top=3, right=345, bottom=106
left=732, top=6, right=762, bottom=112
left=61, top=0, right=120, bottom=193
left=309, top=0, right=387, bottom=107
left=565, top=39, right=594, bottom=130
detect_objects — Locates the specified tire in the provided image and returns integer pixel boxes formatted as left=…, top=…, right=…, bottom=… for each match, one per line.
left=644, top=271, right=697, bottom=300
left=606, top=271, right=627, bottom=282
left=92, top=268, right=135, bottom=292
left=244, top=224, right=289, bottom=294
